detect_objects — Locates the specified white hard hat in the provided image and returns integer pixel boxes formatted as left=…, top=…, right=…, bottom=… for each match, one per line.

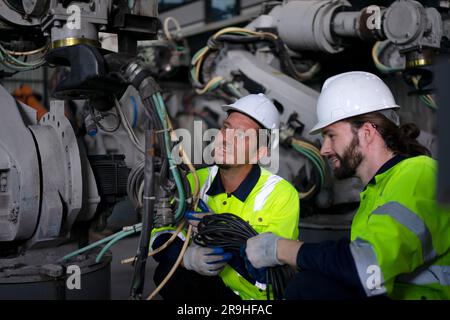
left=222, top=93, right=280, bottom=130
left=309, top=71, right=400, bottom=135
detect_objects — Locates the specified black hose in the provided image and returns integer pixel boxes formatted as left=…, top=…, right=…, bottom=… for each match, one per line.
left=194, top=213, right=293, bottom=300
left=179, top=165, right=193, bottom=212
left=129, top=104, right=156, bottom=299
left=215, top=35, right=271, bottom=44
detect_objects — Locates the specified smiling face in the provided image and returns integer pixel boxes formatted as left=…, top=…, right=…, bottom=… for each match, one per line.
left=320, top=121, right=364, bottom=179
left=214, top=111, right=266, bottom=169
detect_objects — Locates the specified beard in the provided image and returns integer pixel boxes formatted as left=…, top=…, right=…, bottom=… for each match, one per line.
left=332, top=133, right=364, bottom=180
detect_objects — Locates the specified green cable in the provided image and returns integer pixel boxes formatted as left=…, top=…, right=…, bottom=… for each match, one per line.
left=419, top=95, right=438, bottom=110
left=61, top=223, right=142, bottom=262
left=156, top=93, right=186, bottom=219
left=292, top=144, right=325, bottom=187
left=62, top=232, right=124, bottom=262
left=95, top=228, right=140, bottom=263
left=300, top=146, right=326, bottom=184
left=227, top=83, right=243, bottom=97
left=0, top=44, right=45, bottom=68
left=153, top=93, right=186, bottom=221
left=373, top=41, right=403, bottom=74
left=86, top=93, right=188, bottom=263
left=299, top=148, right=324, bottom=188
left=190, top=68, right=199, bottom=83
left=0, top=51, right=39, bottom=71
left=191, top=46, right=208, bottom=64
left=205, top=79, right=222, bottom=93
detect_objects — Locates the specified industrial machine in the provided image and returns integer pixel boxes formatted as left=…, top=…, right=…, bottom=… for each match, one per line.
left=0, top=0, right=171, bottom=299
left=0, top=0, right=448, bottom=299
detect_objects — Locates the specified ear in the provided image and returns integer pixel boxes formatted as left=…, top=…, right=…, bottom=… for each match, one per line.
left=360, top=122, right=377, bottom=146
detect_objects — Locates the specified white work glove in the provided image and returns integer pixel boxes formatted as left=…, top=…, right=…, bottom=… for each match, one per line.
left=246, top=232, right=283, bottom=268
left=183, top=244, right=232, bottom=276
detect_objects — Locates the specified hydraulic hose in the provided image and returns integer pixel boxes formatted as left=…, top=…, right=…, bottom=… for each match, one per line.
left=130, top=115, right=156, bottom=299
left=153, top=93, right=186, bottom=220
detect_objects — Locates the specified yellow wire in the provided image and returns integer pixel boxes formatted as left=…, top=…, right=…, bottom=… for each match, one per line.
left=124, top=106, right=202, bottom=295
left=212, top=27, right=277, bottom=40
left=291, top=139, right=324, bottom=199
left=212, top=27, right=255, bottom=39
left=121, top=105, right=202, bottom=288
left=193, top=47, right=210, bottom=79
left=166, top=115, right=200, bottom=203
left=194, top=48, right=211, bottom=80
left=299, top=184, right=317, bottom=200
left=192, top=46, right=209, bottom=65
left=371, top=41, right=403, bottom=73
left=372, top=41, right=385, bottom=71
left=412, top=76, right=438, bottom=109
left=147, top=224, right=193, bottom=300
left=120, top=220, right=186, bottom=264
left=192, top=27, right=278, bottom=89
left=291, top=139, right=326, bottom=168
left=6, top=44, right=49, bottom=56
left=195, top=76, right=224, bottom=95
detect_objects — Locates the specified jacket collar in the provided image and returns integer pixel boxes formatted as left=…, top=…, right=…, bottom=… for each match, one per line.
left=365, top=154, right=406, bottom=188
left=206, top=165, right=261, bottom=202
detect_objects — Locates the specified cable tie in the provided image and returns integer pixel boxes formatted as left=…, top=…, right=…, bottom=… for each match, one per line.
left=143, top=196, right=156, bottom=200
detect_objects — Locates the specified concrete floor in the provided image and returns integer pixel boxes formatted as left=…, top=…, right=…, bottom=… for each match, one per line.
left=109, top=234, right=161, bottom=300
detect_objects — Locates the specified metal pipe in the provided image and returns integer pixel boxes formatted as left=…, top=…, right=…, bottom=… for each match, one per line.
left=332, top=11, right=360, bottom=38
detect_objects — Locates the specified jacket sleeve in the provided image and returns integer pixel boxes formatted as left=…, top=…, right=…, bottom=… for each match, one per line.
left=297, top=238, right=366, bottom=295
left=349, top=162, right=442, bottom=297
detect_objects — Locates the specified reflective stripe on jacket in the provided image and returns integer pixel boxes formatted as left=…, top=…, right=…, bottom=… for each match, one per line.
left=350, top=156, right=450, bottom=299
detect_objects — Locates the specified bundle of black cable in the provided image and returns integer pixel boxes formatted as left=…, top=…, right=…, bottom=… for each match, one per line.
left=193, top=213, right=294, bottom=300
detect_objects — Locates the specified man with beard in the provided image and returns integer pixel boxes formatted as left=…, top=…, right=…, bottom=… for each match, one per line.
left=150, top=93, right=300, bottom=300
left=245, top=71, right=450, bottom=300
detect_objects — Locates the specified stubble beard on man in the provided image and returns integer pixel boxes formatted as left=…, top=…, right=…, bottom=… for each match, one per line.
left=333, top=133, right=364, bottom=180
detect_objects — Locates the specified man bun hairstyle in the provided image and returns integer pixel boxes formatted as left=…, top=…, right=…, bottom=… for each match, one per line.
left=345, top=112, right=430, bottom=157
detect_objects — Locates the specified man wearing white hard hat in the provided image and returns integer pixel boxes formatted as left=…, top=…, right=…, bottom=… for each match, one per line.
left=151, top=93, right=300, bottom=300
left=245, top=72, right=450, bottom=300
